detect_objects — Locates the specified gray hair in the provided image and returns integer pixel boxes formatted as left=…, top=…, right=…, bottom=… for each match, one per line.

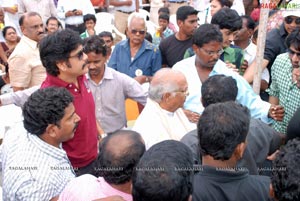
left=127, top=12, right=146, bottom=28
left=148, top=68, right=183, bottom=102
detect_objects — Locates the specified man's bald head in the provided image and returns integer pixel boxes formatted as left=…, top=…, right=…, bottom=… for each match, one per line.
left=96, top=130, right=145, bottom=185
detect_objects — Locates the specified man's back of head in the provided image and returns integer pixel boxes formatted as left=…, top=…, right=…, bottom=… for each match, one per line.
left=201, top=74, right=237, bottom=107
left=132, top=140, right=194, bottom=201
left=198, top=101, right=250, bottom=161
left=96, top=130, right=145, bottom=185
left=271, top=138, right=300, bottom=201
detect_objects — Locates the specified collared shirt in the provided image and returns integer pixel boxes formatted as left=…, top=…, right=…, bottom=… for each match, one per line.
left=267, top=53, right=300, bottom=134
left=41, top=74, right=98, bottom=168
left=18, top=0, right=58, bottom=23
left=220, top=45, right=244, bottom=70
left=108, top=39, right=161, bottom=78
left=152, top=27, right=174, bottom=47
left=80, top=29, right=96, bottom=39
left=87, top=67, right=147, bottom=133
left=2, top=124, right=75, bottom=201
left=132, top=98, right=196, bottom=149
left=193, top=166, right=270, bottom=201
left=57, top=0, right=95, bottom=25
left=8, top=36, right=46, bottom=89
left=173, top=56, right=271, bottom=123
left=59, top=175, right=132, bottom=201
left=264, top=23, right=289, bottom=71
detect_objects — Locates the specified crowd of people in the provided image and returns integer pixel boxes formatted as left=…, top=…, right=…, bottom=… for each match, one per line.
left=0, top=0, right=300, bottom=200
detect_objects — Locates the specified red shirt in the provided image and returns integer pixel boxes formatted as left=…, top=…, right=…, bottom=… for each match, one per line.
left=41, top=74, right=98, bottom=168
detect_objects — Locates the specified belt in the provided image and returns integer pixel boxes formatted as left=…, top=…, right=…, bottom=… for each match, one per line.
left=66, top=23, right=84, bottom=28
left=116, top=10, right=134, bottom=14
left=169, top=1, right=186, bottom=3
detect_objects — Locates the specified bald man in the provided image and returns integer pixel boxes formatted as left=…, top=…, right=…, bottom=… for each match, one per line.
left=132, top=68, right=196, bottom=149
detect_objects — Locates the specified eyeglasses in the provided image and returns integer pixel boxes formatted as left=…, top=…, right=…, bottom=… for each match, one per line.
left=200, top=48, right=224, bottom=56
left=173, top=89, right=189, bottom=97
left=288, top=48, right=300, bottom=58
left=131, top=29, right=146, bottom=35
left=69, top=48, right=85, bottom=60
left=284, top=16, right=300, bottom=25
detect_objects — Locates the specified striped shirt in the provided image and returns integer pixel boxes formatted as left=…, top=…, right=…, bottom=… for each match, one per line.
left=2, top=123, right=75, bottom=201
left=267, top=53, right=300, bottom=134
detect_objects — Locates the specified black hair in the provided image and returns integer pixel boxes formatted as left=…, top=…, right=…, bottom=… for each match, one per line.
left=19, top=12, right=41, bottom=26
left=2, top=26, right=16, bottom=38
left=197, top=101, right=250, bottom=160
left=286, top=107, right=300, bottom=142
left=271, top=138, right=300, bottom=201
left=241, top=15, right=255, bottom=30
left=201, top=75, right=237, bottom=107
left=96, top=130, right=145, bottom=184
left=83, top=13, right=97, bottom=23
left=158, top=7, right=170, bottom=15
left=132, top=140, right=194, bottom=201
left=285, top=28, right=300, bottom=51
left=210, top=0, right=233, bottom=8
left=23, top=87, right=73, bottom=136
left=83, top=35, right=107, bottom=56
left=211, top=8, right=242, bottom=31
left=159, top=13, right=169, bottom=21
left=39, top=29, right=83, bottom=76
left=98, top=31, right=113, bottom=41
left=176, top=6, right=198, bottom=21
left=193, top=24, right=223, bottom=47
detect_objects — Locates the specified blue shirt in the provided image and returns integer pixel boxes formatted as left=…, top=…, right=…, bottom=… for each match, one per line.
left=173, top=56, right=271, bottom=123
left=108, top=39, right=162, bottom=78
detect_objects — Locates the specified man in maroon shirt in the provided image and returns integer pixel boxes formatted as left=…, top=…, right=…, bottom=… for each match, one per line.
left=39, top=28, right=103, bottom=176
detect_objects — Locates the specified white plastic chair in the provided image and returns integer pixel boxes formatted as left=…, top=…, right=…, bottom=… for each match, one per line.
left=94, top=12, right=126, bottom=40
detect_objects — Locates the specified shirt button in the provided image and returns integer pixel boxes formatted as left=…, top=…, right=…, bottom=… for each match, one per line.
left=69, top=84, right=72, bottom=87
left=74, top=89, right=78, bottom=92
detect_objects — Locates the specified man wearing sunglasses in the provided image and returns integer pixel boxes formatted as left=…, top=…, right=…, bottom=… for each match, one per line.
left=108, top=12, right=162, bottom=85
left=267, top=28, right=300, bottom=134
left=39, top=29, right=103, bottom=177
left=244, top=0, right=300, bottom=85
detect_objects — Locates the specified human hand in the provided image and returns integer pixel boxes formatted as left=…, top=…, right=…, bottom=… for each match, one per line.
left=126, top=0, right=133, bottom=6
left=268, top=105, right=284, bottom=121
left=225, top=61, right=239, bottom=73
left=183, top=109, right=200, bottom=123
left=292, top=67, right=300, bottom=88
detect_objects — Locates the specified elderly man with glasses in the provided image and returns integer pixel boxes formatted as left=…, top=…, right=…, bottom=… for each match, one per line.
left=132, top=68, right=196, bottom=150
left=108, top=12, right=161, bottom=85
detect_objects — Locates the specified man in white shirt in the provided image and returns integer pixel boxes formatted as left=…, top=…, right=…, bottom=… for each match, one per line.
left=132, top=68, right=196, bottom=149
left=2, top=87, right=78, bottom=200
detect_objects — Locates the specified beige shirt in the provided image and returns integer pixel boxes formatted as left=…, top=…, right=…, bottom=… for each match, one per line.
left=8, top=36, right=46, bottom=89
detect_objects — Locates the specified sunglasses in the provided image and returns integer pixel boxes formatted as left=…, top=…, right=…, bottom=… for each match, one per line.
left=69, top=48, right=84, bottom=60
left=288, top=48, right=300, bottom=58
left=131, top=29, right=146, bottom=35
left=284, top=16, right=300, bottom=25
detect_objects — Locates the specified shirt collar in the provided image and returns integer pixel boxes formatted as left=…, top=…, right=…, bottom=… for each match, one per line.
left=280, top=23, right=288, bottom=37
left=22, top=35, right=39, bottom=50
left=28, top=133, right=68, bottom=160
